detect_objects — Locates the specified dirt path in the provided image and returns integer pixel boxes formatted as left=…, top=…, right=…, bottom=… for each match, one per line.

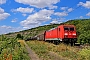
left=24, top=41, right=41, bottom=60
left=18, top=40, right=68, bottom=60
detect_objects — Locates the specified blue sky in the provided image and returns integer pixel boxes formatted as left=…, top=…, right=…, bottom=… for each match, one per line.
left=0, top=0, right=90, bottom=34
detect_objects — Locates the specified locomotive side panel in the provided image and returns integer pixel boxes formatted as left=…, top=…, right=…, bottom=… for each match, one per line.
left=57, top=25, right=64, bottom=41
left=51, top=28, right=58, bottom=39
left=45, top=27, right=59, bottom=41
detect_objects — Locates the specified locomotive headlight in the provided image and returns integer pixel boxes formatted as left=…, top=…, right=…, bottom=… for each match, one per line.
left=73, top=34, right=76, bottom=35
left=64, top=33, right=68, bottom=35
left=64, top=33, right=68, bottom=38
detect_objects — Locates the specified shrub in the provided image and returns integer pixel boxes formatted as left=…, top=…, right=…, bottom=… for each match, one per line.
left=78, top=48, right=90, bottom=60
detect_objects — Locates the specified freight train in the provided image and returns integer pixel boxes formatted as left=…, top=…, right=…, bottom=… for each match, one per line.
left=27, top=25, right=77, bottom=46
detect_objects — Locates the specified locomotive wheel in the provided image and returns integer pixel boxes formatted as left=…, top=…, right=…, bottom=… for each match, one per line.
left=54, top=40, right=60, bottom=45
left=71, top=42, right=73, bottom=46
left=71, top=41, right=75, bottom=46
left=66, top=41, right=69, bottom=45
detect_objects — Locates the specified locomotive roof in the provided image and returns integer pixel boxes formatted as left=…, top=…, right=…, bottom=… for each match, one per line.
left=47, top=25, right=75, bottom=31
left=60, top=25, right=75, bottom=26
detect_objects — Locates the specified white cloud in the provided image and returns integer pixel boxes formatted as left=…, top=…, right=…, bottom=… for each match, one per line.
left=11, top=18, right=18, bottom=22
left=0, top=8, right=4, bottom=13
left=49, top=5, right=58, bottom=9
left=60, top=7, right=73, bottom=12
left=0, top=0, right=6, bottom=4
left=0, top=8, right=10, bottom=20
left=86, top=12, right=90, bottom=16
left=60, top=7, right=68, bottom=10
left=50, top=20, right=62, bottom=24
left=0, top=25, right=23, bottom=34
left=12, top=7, right=34, bottom=13
left=54, top=12, right=68, bottom=17
left=68, top=8, right=73, bottom=12
left=20, top=9, right=54, bottom=29
left=1, top=25, right=12, bottom=29
left=55, top=7, right=73, bottom=17
left=15, top=0, right=60, bottom=8
left=0, top=13, right=10, bottom=20
left=79, top=16, right=83, bottom=19
left=22, top=14, right=27, bottom=16
left=78, top=1, right=90, bottom=9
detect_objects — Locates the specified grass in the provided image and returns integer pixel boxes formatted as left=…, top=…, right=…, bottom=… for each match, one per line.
left=26, top=41, right=50, bottom=60
left=26, top=41, right=69, bottom=60
left=18, top=40, right=25, bottom=46
left=26, top=40, right=90, bottom=60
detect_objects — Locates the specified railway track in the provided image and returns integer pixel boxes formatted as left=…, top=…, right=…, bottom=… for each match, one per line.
left=74, top=43, right=90, bottom=50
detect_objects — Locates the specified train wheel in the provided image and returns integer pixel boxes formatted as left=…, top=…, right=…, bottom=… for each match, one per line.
left=57, top=40, right=60, bottom=45
left=71, top=42, right=73, bottom=46
left=53, top=41, right=54, bottom=44
left=54, top=40, right=60, bottom=45
left=71, top=41, right=75, bottom=46
left=66, top=41, right=69, bottom=45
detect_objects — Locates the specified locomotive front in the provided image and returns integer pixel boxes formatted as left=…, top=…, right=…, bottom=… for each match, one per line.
left=63, top=25, right=77, bottom=45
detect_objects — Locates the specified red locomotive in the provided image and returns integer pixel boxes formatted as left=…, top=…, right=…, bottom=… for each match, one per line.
left=37, top=25, right=77, bottom=45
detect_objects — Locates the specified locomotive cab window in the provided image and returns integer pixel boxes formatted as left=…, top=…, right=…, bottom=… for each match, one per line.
left=70, top=27, right=74, bottom=31
left=64, top=27, right=69, bottom=31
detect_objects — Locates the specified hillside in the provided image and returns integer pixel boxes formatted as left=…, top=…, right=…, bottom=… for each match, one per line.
left=5, top=24, right=60, bottom=39
left=4, top=19, right=90, bottom=44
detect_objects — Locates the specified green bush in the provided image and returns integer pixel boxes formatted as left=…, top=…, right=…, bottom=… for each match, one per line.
left=0, top=36, right=30, bottom=60
left=78, top=48, right=90, bottom=60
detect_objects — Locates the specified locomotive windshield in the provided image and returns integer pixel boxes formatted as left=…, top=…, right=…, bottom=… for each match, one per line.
left=70, top=27, right=74, bottom=31
left=64, top=27, right=69, bottom=30
left=64, top=27, right=74, bottom=31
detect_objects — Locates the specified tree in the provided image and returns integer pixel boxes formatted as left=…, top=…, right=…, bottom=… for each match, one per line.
left=16, top=34, right=23, bottom=39
left=78, top=34, right=86, bottom=44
